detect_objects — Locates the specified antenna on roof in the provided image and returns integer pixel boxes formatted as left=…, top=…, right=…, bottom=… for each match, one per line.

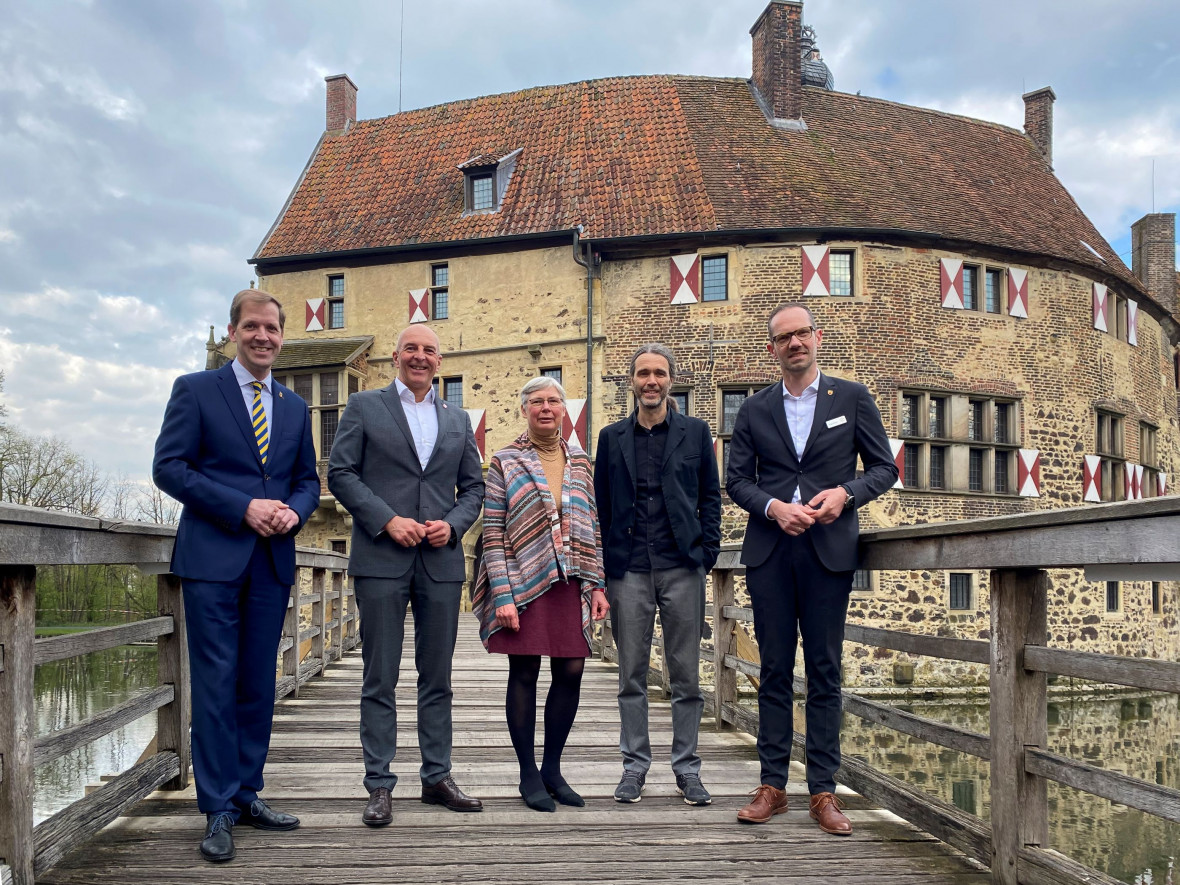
left=398, top=0, right=405, bottom=113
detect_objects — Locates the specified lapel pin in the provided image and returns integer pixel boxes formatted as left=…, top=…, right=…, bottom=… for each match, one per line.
left=278, top=391, right=284, bottom=398
left=827, top=389, right=834, bottom=396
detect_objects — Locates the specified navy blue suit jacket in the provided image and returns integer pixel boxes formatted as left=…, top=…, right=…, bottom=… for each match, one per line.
left=726, top=374, right=897, bottom=573
left=153, top=361, right=320, bottom=585
left=594, top=408, right=722, bottom=580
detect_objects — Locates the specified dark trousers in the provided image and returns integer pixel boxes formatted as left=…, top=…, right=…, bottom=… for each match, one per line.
left=746, top=532, right=852, bottom=794
left=353, top=553, right=462, bottom=793
left=182, top=541, right=290, bottom=818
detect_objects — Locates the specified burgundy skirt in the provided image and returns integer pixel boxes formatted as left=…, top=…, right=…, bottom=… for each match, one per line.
left=487, top=579, right=590, bottom=658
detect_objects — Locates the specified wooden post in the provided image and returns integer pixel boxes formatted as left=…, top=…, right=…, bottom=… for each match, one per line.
left=0, top=565, right=36, bottom=885
left=331, top=569, right=344, bottom=662
left=312, top=568, right=326, bottom=673
left=281, top=573, right=299, bottom=698
left=711, top=567, right=737, bottom=730
left=155, top=574, right=190, bottom=791
left=989, top=568, right=1049, bottom=885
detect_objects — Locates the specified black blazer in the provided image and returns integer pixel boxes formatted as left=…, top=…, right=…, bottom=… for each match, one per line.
left=594, top=408, right=722, bottom=580
left=726, top=374, right=897, bottom=573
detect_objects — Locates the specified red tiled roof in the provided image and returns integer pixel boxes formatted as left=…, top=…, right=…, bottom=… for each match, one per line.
left=254, top=75, right=1139, bottom=294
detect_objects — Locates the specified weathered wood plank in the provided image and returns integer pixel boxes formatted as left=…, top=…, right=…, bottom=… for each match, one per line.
left=0, top=565, right=36, bottom=885
left=1017, top=845, right=1126, bottom=885
left=33, top=685, right=174, bottom=767
left=845, top=624, right=991, bottom=665
left=33, top=618, right=174, bottom=665
left=842, top=693, right=991, bottom=759
left=710, top=567, right=737, bottom=730
left=1024, top=747, right=1180, bottom=822
left=155, top=574, right=189, bottom=791
left=1022, top=645, right=1180, bottom=693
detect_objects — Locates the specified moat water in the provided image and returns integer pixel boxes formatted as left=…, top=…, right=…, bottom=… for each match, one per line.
left=33, top=647, right=1178, bottom=883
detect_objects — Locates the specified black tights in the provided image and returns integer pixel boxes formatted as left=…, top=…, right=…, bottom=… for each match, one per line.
left=505, top=654, right=585, bottom=794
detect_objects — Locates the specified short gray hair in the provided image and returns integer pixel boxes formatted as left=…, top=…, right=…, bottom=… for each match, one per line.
left=767, top=302, right=817, bottom=339
left=519, top=376, right=567, bottom=408
left=628, top=342, right=676, bottom=379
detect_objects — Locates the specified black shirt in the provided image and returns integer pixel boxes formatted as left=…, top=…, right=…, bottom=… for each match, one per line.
left=628, top=414, right=688, bottom=572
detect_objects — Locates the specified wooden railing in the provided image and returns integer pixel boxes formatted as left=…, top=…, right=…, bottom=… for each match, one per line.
left=0, top=502, right=356, bottom=885
left=594, top=496, right=1180, bottom=885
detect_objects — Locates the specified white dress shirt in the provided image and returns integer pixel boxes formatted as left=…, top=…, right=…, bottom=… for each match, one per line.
left=766, top=371, right=821, bottom=514
left=232, top=359, right=273, bottom=430
left=395, top=378, right=438, bottom=470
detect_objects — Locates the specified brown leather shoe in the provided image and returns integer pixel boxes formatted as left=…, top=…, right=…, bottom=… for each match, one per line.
left=421, top=775, right=483, bottom=812
left=809, top=791, right=852, bottom=835
left=736, top=784, right=788, bottom=823
left=362, top=787, right=392, bottom=827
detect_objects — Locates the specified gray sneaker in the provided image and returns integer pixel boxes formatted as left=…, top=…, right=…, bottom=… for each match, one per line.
left=676, top=773, right=712, bottom=806
left=614, top=771, right=646, bottom=803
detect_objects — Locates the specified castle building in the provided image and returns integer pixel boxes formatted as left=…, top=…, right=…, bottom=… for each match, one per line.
left=237, top=0, right=1179, bottom=685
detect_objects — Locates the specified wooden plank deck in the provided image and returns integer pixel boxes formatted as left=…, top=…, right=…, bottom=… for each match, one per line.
left=40, top=614, right=991, bottom=884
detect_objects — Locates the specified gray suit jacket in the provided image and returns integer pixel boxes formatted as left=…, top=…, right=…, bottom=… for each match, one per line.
left=327, top=384, right=485, bottom=581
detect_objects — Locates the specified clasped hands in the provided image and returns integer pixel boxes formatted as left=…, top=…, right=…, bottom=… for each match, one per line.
left=767, top=486, right=848, bottom=536
left=496, top=589, right=609, bottom=632
left=245, top=499, right=299, bottom=537
left=383, top=515, right=452, bottom=548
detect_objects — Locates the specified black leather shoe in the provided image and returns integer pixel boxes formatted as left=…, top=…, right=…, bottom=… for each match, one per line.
left=238, top=798, right=299, bottom=831
left=200, top=812, right=235, bottom=863
left=520, top=783, right=556, bottom=812
left=421, top=776, right=483, bottom=812
left=543, top=776, right=585, bottom=808
left=362, top=787, right=393, bottom=827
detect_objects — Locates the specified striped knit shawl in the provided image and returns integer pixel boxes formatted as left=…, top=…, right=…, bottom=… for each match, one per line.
left=472, top=432, right=606, bottom=648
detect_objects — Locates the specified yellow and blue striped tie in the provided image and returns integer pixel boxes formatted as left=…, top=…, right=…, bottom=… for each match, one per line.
left=250, top=381, right=269, bottom=465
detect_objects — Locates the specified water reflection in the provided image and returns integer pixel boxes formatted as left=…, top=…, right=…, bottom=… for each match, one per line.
left=841, top=692, right=1180, bottom=885
left=34, top=645, right=159, bottom=824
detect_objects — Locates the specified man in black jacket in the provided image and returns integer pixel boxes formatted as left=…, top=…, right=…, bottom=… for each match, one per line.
left=594, top=343, right=721, bottom=806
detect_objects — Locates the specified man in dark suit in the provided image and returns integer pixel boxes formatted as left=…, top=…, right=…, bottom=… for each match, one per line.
left=327, top=324, right=485, bottom=827
left=726, top=303, right=897, bottom=835
left=594, top=343, right=721, bottom=806
left=153, top=289, right=320, bottom=863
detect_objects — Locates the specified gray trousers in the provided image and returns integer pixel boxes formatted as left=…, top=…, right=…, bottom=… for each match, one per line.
left=607, top=567, right=705, bottom=776
left=354, top=555, right=461, bottom=793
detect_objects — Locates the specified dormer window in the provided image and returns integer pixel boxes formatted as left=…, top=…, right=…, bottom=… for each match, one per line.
left=459, top=148, right=521, bottom=215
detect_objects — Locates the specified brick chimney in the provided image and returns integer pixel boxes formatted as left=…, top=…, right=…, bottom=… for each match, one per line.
left=325, top=74, right=357, bottom=133
left=750, top=0, right=804, bottom=127
left=1131, top=213, right=1178, bottom=316
left=1023, top=86, right=1055, bottom=168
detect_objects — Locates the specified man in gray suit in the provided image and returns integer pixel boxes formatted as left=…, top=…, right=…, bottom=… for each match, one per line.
left=328, top=324, right=485, bottom=826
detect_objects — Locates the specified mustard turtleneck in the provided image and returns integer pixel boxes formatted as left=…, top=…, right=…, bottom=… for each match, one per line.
left=529, top=429, right=566, bottom=513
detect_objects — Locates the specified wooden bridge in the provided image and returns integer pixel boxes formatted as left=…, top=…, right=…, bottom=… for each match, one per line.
left=2, top=498, right=1179, bottom=884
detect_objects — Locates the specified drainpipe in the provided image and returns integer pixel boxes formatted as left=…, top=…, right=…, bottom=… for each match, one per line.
left=571, top=225, right=597, bottom=449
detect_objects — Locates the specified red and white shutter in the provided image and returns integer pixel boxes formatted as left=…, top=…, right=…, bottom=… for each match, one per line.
left=465, top=408, right=486, bottom=462
left=670, top=254, right=700, bottom=304
left=1018, top=449, right=1041, bottom=497
left=940, top=258, right=964, bottom=309
left=1124, top=463, right=1144, bottom=500
left=802, top=245, right=831, bottom=298
left=889, top=438, right=904, bottom=489
left=305, top=298, right=325, bottom=331
left=1127, top=300, right=1139, bottom=346
left=409, top=288, right=429, bottom=324
left=1083, top=455, right=1102, bottom=502
left=1092, top=283, right=1109, bottom=332
left=562, top=399, right=588, bottom=451
left=1007, top=268, right=1029, bottom=318
left=1159, top=473, right=1168, bottom=496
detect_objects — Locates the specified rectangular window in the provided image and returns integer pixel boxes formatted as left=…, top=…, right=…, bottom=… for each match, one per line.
left=851, top=569, right=872, bottom=592
left=431, top=264, right=449, bottom=320
left=293, top=374, right=313, bottom=402
left=903, top=444, right=920, bottom=486
left=949, top=573, right=973, bottom=610
left=1097, top=411, right=1123, bottom=456
left=994, top=450, right=1011, bottom=495
left=1105, top=581, right=1120, bottom=613
left=829, top=250, right=853, bottom=297
left=929, top=396, right=947, bottom=438
left=995, top=402, right=1012, bottom=444
left=348, top=374, right=359, bottom=397
left=985, top=269, right=1003, bottom=314
left=968, top=448, right=985, bottom=492
left=1097, top=410, right=1125, bottom=502
left=670, top=390, right=690, bottom=415
left=1115, top=297, right=1128, bottom=342
left=721, top=390, right=748, bottom=435
left=471, top=173, right=494, bottom=210
left=320, top=373, right=339, bottom=406
left=701, top=255, right=728, bottom=302
left=1152, top=582, right=1161, bottom=614
left=968, top=400, right=985, bottom=441
left=327, top=275, right=345, bottom=329
left=1140, top=423, right=1158, bottom=467
left=929, top=445, right=947, bottom=489
left=320, top=409, right=339, bottom=455
left=541, top=366, right=563, bottom=383
left=961, top=265, right=978, bottom=310
left=331, top=540, right=347, bottom=554
left=441, top=377, right=463, bottom=407
left=901, top=394, right=920, bottom=437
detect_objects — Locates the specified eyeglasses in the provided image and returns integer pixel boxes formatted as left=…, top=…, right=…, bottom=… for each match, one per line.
left=527, top=397, right=564, bottom=409
left=770, top=327, right=815, bottom=346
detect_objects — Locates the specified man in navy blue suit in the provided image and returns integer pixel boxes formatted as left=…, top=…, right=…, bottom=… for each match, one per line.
left=153, top=289, right=320, bottom=863
left=726, top=303, right=897, bottom=836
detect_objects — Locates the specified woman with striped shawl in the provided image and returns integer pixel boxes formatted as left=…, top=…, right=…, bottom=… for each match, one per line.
left=472, top=376, right=609, bottom=812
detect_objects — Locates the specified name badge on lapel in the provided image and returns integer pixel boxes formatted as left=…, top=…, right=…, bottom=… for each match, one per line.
left=826, top=415, right=847, bottom=429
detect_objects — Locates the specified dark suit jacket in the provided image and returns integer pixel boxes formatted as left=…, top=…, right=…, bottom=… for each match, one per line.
left=152, top=361, right=320, bottom=585
left=594, top=409, right=722, bottom=580
left=726, top=374, right=897, bottom=573
left=327, top=384, right=485, bottom=582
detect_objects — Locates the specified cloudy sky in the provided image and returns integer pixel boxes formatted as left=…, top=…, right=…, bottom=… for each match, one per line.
left=1, top=0, right=1178, bottom=486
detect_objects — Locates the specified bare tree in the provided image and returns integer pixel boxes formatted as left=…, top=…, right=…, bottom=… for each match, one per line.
left=134, top=480, right=180, bottom=525
left=0, top=424, right=109, bottom=516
